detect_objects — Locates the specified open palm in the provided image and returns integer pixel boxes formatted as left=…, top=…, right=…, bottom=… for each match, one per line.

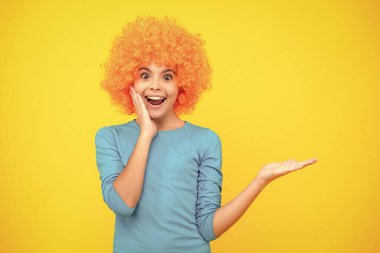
left=256, top=158, right=318, bottom=185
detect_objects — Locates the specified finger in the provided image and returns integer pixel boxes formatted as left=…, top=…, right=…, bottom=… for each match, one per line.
left=283, top=160, right=296, bottom=165
left=133, top=88, right=142, bottom=114
left=131, top=87, right=141, bottom=115
left=300, top=158, right=318, bottom=166
left=137, top=93, right=147, bottom=115
left=282, top=160, right=295, bottom=168
left=130, top=88, right=138, bottom=113
left=292, top=159, right=317, bottom=170
left=286, top=163, right=305, bottom=172
left=309, top=158, right=318, bottom=163
left=129, top=87, right=135, bottom=107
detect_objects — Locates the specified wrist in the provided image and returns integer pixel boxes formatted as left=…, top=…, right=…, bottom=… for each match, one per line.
left=253, top=177, right=269, bottom=189
left=139, top=133, right=153, bottom=142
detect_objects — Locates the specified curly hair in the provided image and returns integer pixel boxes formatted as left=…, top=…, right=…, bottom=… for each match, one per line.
left=99, top=16, right=213, bottom=116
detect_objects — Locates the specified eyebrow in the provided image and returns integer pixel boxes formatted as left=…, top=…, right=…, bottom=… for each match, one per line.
left=138, top=67, right=177, bottom=75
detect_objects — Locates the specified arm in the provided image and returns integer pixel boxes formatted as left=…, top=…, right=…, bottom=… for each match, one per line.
left=213, top=158, right=318, bottom=237
left=212, top=178, right=268, bottom=238
left=113, top=132, right=153, bottom=208
left=95, top=127, right=153, bottom=216
left=195, top=128, right=317, bottom=240
left=195, top=129, right=223, bottom=242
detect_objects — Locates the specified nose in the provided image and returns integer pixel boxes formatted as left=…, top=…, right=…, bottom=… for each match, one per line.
left=149, top=77, right=162, bottom=90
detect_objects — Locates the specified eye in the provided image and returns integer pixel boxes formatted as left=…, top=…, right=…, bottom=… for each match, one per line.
left=140, top=72, right=149, bottom=79
left=163, top=74, right=173, bottom=80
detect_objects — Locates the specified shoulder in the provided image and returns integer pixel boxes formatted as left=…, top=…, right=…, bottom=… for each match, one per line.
left=191, top=125, right=222, bottom=161
left=187, top=122, right=221, bottom=147
left=95, top=125, right=112, bottom=139
left=95, top=120, right=137, bottom=142
left=186, top=121, right=217, bottom=134
left=94, top=125, right=116, bottom=148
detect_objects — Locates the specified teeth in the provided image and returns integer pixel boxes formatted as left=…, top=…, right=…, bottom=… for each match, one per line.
left=146, top=96, right=165, bottom=100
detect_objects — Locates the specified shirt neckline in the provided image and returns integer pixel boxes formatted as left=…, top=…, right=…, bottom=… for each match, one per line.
left=131, top=119, right=189, bottom=134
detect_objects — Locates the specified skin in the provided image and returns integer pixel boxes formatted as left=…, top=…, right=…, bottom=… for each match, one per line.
left=125, top=60, right=319, bottom=239
left=113, top=62, right=186, bottom=208
left=130, top=61, right=185, bottom=138
left=212, top=158, right=318, bottom=238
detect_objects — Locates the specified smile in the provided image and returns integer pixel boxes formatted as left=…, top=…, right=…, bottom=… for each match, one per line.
left=145, top=96, right=166, bottom=109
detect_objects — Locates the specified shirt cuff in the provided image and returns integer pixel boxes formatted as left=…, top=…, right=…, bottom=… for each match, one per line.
left=109, top=182, right=136, bottom=217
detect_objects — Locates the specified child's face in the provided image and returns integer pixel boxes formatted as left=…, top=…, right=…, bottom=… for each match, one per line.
left=133, top=61, right=179, bottom=119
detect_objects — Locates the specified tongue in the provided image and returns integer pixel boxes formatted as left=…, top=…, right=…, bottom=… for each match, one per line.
left=148, top=99, right=164, bottom=105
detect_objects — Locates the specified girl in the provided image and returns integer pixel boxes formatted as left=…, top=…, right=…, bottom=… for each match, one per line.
left=95, top=16, right=318, bottom=253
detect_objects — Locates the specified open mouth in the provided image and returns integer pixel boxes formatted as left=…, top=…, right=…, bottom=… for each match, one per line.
left=145, top=97, right=166, bottom=106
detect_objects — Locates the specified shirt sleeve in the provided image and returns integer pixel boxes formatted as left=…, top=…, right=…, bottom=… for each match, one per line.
left=195, top=129, right=223, bottom=241
left=95, top=127, right=136, bottom=217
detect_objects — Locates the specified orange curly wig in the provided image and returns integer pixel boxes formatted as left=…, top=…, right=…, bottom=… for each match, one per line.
left=100, top=16, right=213, bottom=116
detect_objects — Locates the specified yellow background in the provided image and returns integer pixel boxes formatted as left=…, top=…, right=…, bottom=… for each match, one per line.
left=1, top=0, right=379, bottom=252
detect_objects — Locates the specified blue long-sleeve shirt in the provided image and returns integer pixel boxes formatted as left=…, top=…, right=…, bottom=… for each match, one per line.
left=94, top=119, right=223, bottom=253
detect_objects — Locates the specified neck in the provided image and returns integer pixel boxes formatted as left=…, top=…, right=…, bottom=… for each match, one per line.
left=135, top=112, right=184, bottom=131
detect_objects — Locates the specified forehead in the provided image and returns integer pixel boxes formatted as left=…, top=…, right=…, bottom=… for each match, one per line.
left=138, top=62, right=177, bottom=73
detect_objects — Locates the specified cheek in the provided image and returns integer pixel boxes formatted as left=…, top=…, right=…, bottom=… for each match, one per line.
left=131, top=83, right=144, bottom=94
left=169, top=91, right=179, bottom=101
left=168, top=85, right=179, bottom=97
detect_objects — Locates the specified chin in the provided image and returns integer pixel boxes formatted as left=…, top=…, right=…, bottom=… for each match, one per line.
left=147, top=110, right=166, bottom=118
left=146, top=102, right=172, bottom=118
